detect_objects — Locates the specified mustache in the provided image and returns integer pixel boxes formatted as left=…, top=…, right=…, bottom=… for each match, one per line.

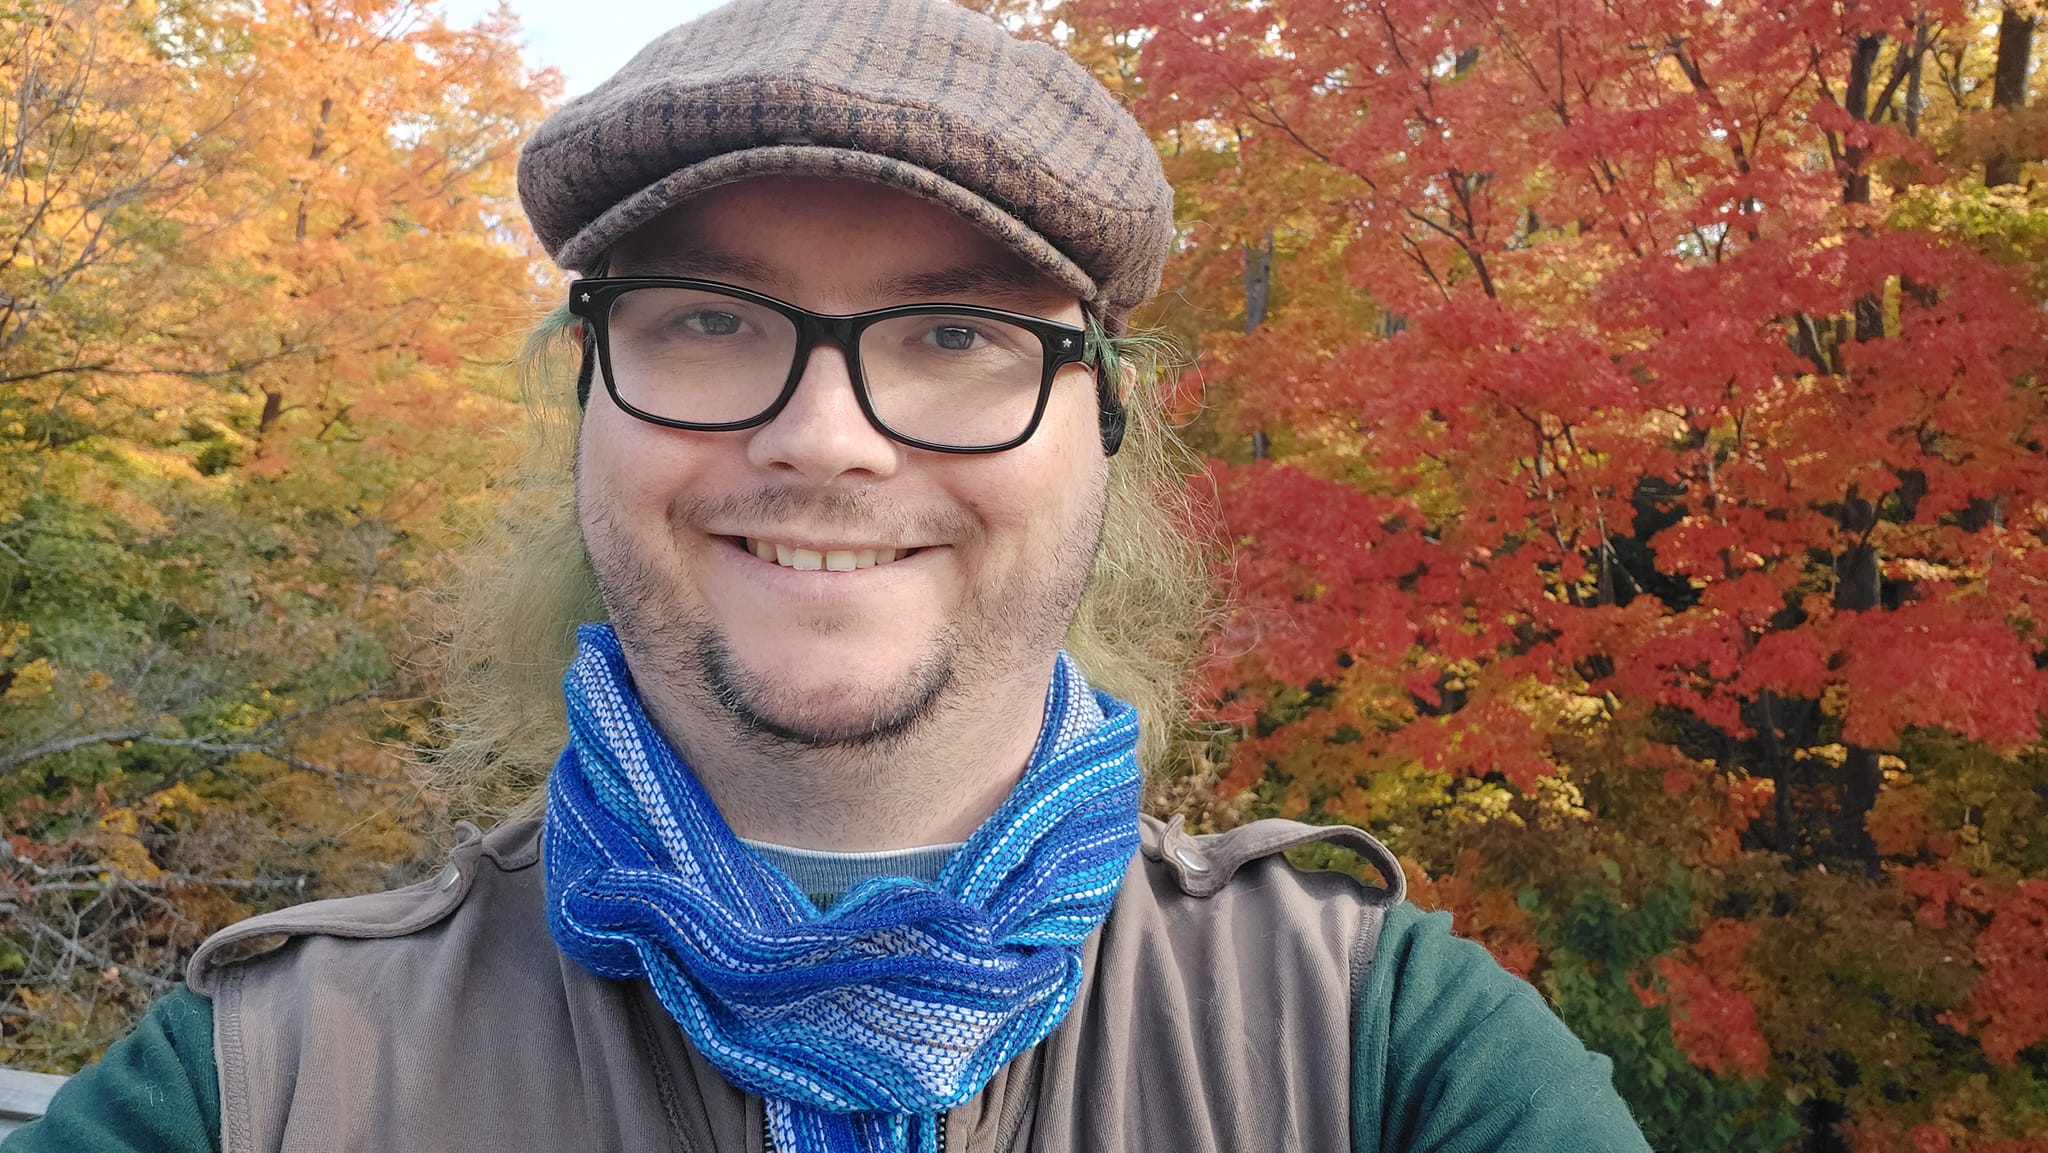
left=676, top=486, right=977, bottom=541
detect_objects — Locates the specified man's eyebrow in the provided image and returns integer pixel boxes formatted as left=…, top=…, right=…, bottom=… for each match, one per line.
left=877, top=263, right=1066, bottom=306
left=617, top=245, right=783, bottom=287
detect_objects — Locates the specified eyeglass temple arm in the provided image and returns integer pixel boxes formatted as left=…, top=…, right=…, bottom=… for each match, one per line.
left=576, top=326, right=598, bottom=409
left=1096, top=370, right=1126, bottom=457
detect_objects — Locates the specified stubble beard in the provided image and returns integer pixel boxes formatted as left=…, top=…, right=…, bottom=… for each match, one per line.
left=578, top=482, right=1104, bottom=766
left=695, top=624, right=957, bottom=749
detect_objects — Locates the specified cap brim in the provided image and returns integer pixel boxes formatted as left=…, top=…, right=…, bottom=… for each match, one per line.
left=553, top=144, right=1102, bottom=304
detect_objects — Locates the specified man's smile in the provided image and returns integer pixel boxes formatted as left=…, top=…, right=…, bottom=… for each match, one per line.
left=732, top=536, right=922, bottom=571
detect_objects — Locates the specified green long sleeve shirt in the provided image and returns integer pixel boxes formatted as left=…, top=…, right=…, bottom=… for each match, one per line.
left=5, top=904, right=1647, bottom=1152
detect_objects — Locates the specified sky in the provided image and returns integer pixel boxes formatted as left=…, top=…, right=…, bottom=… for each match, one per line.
left=439, top=0, right=727, bottom=98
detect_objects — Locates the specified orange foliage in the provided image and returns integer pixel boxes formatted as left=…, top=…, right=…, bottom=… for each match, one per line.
left=1636, top=933, right=1772, bottom=1081
left=0, top=0, right=555, bottom=1067
left=1403, top=850, right=1543, bottom=977
left=1028, top=0, right=2048, bottom=1142
left=1946, top=881, right=2048, bottom=1068
left=1901, top=864, right=2002, bottom=929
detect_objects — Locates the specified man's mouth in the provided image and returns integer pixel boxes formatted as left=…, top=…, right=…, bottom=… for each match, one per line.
left=734, top=537, right=922, bottom=572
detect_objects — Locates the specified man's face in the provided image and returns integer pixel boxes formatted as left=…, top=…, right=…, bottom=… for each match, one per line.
left=577, top=177, right=1107, bottom=750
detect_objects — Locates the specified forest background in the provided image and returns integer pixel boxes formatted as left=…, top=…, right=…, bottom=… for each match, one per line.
left=2, top=1, right=2045, bottom=1150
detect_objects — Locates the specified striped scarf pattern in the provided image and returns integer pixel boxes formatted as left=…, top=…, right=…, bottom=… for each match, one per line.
left=544, top=624, right=1141, bottom=1153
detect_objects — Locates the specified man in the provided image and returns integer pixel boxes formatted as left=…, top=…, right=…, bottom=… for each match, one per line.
left=9, top=1, right=1652, bottom=1150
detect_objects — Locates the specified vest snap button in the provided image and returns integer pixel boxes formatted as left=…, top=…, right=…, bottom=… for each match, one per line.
left=434, top=864, right=461, bottom=891
left=1175, top=847, right=1211, bottom=874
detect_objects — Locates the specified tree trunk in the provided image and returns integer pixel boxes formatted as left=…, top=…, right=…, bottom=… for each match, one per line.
left=1906, top=18, right=1928, bottom=137
left=295, top=97, right=336, bottom=243
left=1833, top=488, right=1884, bottom=874
left=1243, top=231, right=1274, bottom=333
left=1827, top=32, right=1901, bottom=874
left=1841, top=34, right=1883, bottom=204
left=1986, top=6, right=2036, bottom=187
left=1245, top=231, right=1273, bottom=459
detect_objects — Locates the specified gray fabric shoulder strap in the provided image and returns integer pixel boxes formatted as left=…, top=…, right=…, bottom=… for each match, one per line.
left=1144, top=812, right=1407, bottom=901
left=187, top=820, right=520, bottom=995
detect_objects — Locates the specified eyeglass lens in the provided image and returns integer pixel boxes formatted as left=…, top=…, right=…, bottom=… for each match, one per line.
left=604, top=285, right=1049, bottom=449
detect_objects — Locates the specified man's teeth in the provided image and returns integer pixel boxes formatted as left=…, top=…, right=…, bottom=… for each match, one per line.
left=746, top=539, right=902, bottom=570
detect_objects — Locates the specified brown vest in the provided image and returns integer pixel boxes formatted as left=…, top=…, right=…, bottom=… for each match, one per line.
left=188, top=814, right=1404, bottom=1153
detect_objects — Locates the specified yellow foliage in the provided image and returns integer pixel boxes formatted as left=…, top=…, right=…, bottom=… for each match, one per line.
left=95, top=808, right=138, bottom=837
left=92, top=808, right=163, bottom=881
left=4, top=658, right=55, bottom=702
left=0, top=0, right=551, bottom=1069
left=145, top=782, right=208, bottom=820
left=1516, top=678, right=1612, bottom=729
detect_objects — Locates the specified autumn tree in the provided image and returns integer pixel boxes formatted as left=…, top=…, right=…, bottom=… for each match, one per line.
left=0, top=0, right=554, bottom=1067
left=1004, top=0, right=2048, bottom=1148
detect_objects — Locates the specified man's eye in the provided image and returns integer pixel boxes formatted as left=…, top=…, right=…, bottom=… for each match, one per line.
left=928, top=324, right=983, bottom=351
left=682, top=310, right=746, bottom=336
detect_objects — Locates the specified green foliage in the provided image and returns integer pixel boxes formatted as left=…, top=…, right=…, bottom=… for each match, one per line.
left=1531, top=878, right=1799, bottom=1153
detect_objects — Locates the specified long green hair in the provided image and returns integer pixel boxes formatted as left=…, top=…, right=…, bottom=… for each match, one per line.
left=429, top=303, right=1215, bottom=821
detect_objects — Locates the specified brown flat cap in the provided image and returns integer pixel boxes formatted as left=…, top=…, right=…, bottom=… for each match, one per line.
left=516, top=0, right=1174, bottom=318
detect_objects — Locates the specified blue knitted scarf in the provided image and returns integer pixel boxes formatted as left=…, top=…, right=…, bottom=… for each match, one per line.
left=544, top=624, right=1141, bottom=1153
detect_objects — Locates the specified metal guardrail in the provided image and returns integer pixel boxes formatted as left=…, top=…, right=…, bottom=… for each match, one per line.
left=0, top=1067, right=70, bottom=1139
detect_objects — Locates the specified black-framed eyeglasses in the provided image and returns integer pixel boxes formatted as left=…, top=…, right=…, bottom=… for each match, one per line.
left=568, top=277, right=1111, bottom=455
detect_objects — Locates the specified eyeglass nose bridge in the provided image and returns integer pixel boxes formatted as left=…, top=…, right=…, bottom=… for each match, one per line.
left=777, top=314, right=882, bottom=423
left=759, top=314, right=903, bottom=450
left=788, top=314, right=867, bottom=371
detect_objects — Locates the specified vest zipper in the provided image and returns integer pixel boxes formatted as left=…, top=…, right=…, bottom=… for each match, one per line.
left=762, top=1112, right=948, bottom=1151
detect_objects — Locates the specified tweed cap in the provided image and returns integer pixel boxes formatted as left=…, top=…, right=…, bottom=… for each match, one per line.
left=516, top=0, right=1174, bottom=318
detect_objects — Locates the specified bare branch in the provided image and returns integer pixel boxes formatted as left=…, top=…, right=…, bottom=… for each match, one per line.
left=17, top=916, right=172, bottom=994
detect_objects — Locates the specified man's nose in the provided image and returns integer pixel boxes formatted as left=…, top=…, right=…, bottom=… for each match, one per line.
left=744, top=342, right=900, bottom=484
